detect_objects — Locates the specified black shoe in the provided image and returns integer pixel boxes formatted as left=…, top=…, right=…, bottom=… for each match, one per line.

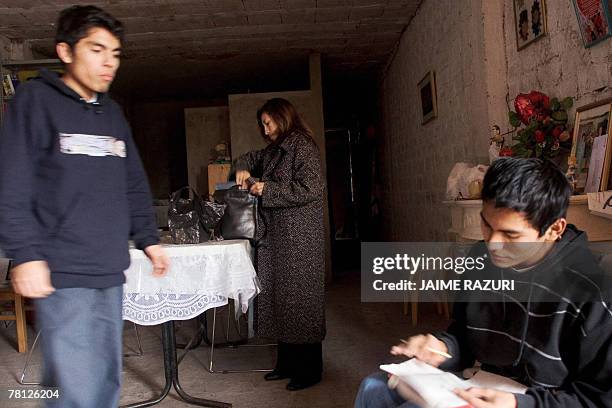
left=286, top=377, right=321, bottom=391
left=264, top=370, right=289, bottom=381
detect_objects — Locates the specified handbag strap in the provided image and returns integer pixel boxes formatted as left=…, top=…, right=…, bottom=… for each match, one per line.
left=169, top=186, right=202, bottom=212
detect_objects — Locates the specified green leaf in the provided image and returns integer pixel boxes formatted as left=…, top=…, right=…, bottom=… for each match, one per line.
left=527, top=120, right=539, bottom=131
left=508, top=111, right=521, bottom=127
left=550, top=98, right=560, bottom=111
left=560, top=97, right=573, bottom=110
left=552, top=110, right=568, bottom=122
left=535, top=145, right=543, bottom=158
left=521, top=129, right=533, bottom=142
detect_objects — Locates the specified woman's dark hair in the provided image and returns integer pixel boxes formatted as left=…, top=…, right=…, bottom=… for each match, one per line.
left=482, top=158, right=571, bottom=237
left=55, top=5, right=125, bottom=48
left=256, top=98, right=313, bottom=143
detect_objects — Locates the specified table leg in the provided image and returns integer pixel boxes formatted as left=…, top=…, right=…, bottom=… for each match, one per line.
left=122, top=321, right=232, bottom=408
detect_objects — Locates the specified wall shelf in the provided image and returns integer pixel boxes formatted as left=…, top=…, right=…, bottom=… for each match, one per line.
left=444, top=195, right=612, bottom=242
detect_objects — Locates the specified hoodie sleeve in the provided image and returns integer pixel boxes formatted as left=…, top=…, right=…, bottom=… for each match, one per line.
left=122, top=120, right=159, bottom=250
left=0, top=85, right=45, bottom=265
left=515, top=306, right=612, bottom=408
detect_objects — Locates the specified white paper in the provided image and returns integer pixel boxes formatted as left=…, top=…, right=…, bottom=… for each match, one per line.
left=467, top=370, right=528, bottom=394
left=380, top=359, right=527, bottom=408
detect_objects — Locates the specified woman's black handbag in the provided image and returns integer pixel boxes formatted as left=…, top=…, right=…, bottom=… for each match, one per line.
left=168, top=186, right=225, bottom=244
left=213, top=185, right=258, bottom=242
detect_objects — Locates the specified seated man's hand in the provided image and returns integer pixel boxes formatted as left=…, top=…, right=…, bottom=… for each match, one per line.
left=236, top=170, right=251, bottom=189
left=391, top=333, right=449, bottom=367
left=144, top=245, right=170, bottom=277
left=10, top=260, right=55, bottom=298
left=454, top=387, right=517, bottom=408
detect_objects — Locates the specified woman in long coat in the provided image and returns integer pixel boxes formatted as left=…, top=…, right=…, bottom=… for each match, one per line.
left=235, top=98, right=325, bottom=390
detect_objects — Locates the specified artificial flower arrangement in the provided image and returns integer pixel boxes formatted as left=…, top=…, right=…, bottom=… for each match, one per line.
left=506, top=91, right=573, bottom=160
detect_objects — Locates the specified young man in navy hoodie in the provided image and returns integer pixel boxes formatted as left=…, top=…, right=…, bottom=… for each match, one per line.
left=355, top=158, right=612, bottom=408
left=0, top=6, right=169, bottom=407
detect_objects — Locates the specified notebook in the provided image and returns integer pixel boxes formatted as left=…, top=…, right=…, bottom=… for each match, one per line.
left=380, top=359, right=527, bottom=408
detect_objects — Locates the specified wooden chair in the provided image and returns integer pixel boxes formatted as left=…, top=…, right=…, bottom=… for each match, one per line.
left=403, top=298, right=450, bottom=327
left=0, top=259, right=28, bottom=353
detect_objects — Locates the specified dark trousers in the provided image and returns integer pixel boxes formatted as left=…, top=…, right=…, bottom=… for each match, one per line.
left=276, top=341, right=323, bottom=381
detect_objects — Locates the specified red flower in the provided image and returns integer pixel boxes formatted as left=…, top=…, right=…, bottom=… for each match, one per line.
left=552, top=126, right=563, bottom=139
left=499, top=147, right=514, bottom=157
left=535, top=130, right=545, bottom=143
left=528, top=90, right=543, bottom=104
left=514, top=94, right=534, bottom=125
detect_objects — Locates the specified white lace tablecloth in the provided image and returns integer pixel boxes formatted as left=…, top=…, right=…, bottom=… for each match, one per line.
left=122, top=240, right=259, bottom=325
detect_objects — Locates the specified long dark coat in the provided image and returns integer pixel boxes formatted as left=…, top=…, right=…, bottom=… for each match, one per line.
left=235, top=131, right=326, bottom=344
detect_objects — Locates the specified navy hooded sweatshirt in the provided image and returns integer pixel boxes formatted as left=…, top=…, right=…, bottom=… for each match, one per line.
left=0, top=69, right=159, bottom=289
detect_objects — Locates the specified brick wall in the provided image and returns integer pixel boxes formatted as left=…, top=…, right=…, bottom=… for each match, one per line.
left=378, top=0, right=491, bottom=241
left=504, top=0, right=612, bottom=112
left=378, top=0, right=612, bottom=242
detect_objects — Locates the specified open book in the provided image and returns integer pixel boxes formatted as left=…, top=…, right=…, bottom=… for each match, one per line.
left=380, top=359, right=527, bottom=408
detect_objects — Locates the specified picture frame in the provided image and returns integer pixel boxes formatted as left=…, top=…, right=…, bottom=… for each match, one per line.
left=570, top=98, right=612, bottom=194
left=513, top=0, right=547, bottom=50
left=570, top=0, right=612, bottom=48
left=418, top=71, right=437, bottom=125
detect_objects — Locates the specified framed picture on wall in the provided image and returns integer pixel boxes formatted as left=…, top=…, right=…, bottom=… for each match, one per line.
left=571, top=0, right=612, bottom=48
left=418, top=71, right=437, bottom=125
left=513, top=0, right=547, bottom=50
left=570, top=98, right=612, bottom=194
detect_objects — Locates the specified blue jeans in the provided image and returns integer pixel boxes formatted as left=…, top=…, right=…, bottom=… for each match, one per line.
left=35, top=286, right=124, bottom=408
left=354, top=371, right=421, bottom=408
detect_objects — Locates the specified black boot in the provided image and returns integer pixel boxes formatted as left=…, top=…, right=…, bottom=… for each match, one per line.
left=264, top=341, right=291, bottom=381
left=286, top=342, right=322, bottom=391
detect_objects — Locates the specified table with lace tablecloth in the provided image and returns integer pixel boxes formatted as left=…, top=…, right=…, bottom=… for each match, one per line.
left=121, top=239, right=259, bottom=408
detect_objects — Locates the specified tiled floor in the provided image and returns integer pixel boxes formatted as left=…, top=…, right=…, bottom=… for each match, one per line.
left=0, top=274, right=448, bottom=407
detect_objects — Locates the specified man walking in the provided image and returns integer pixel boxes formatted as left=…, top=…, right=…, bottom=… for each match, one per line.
left=0, top=6, right=168, bottom=407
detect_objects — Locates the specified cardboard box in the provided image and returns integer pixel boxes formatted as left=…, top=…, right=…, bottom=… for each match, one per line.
left=587, top=191, right=612, bottom=220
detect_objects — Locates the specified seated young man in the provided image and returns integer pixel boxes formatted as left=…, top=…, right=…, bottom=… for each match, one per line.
left=355, top=157, right=612, bottom=408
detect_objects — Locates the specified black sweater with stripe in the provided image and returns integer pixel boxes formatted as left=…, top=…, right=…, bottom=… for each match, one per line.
left=438, top=227, right=612, bottom=407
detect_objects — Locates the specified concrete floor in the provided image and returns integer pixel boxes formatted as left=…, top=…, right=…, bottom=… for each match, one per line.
left=0, top=275, right=448, bottom=407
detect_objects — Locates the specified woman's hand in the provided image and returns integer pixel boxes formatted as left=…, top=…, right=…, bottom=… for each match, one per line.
left=249, top=182, right=265, bottom=196
left=236, top=170, right=251, bottom=189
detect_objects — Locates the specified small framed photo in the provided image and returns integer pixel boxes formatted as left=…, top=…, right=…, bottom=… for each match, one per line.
left=570, top=0, right=612, bottom=48
left=418, top=71, right=437, bottom=125
left=513, top=0, right=547, bottom=50
left=570, top=98, right=612, bottom=194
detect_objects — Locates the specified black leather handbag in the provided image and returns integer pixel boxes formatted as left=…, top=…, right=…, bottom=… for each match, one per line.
left=213, top=185, right=258, bottom=242
left=168, top=186, right=225, bottom=244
